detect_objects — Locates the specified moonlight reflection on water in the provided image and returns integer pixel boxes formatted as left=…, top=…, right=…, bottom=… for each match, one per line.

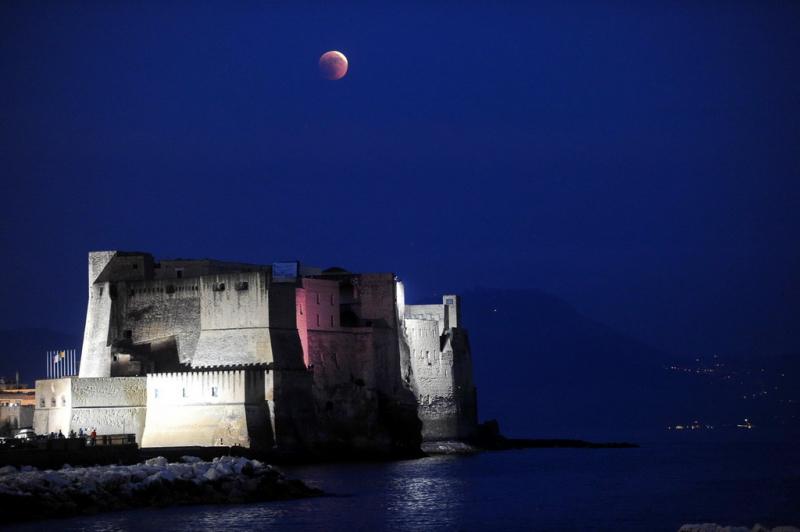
left=6, top=443, right=800, bottom=532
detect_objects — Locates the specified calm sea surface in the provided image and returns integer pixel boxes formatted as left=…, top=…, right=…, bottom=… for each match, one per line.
left=7, top=439, right=800, bottom=532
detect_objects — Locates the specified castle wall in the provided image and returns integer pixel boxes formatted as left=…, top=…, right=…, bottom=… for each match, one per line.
left=67, top=251, right=478, bottom=453
left=34, top=377, right=147, bottom=442
left=113, top=278, right=201, bottom=364
left=0, top=405, right=34, bottom=431
left=79, top=283, right=114, bottom=378
left=405, top=319, right=453, bottom=396
left=199, top=272, right=269, bottom=330
left=403, top=303, right=478, bottom=442
left=355, top=274, right=398, bottom=327
left=192, top=272, right=273, bottom=367
left=267, top=368, right=317, bottom=450
left=300, top=278, right=340, bottom=331
left=405, top=305, right=447, bottom=332
left=141, top=370, right=270, bottom=449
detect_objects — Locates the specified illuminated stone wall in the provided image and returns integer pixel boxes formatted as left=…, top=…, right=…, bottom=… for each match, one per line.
left=141, top=370, right=270, bottom=449
left=33, top=377, right=147, bottom=442
left=66, top=250, right=478, bottom=451
left=192, top=272, right=272, bottom=367
left=403, top=296, right=477, bottom=441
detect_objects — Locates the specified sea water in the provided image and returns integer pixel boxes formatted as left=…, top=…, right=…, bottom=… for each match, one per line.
left=7, top=439, right=800, bottom=531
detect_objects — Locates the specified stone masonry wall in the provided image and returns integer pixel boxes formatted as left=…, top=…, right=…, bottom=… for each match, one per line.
left=112, top=278, right=201, bottom=363
left=193, top=272, right=272, bottom=367
left=141, top=370, right=270, bottom=449
left=34, top=377, right=147, bottom=442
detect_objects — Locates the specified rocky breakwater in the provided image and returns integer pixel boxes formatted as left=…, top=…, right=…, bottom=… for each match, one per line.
left=0, top=455, right=322, bottom=522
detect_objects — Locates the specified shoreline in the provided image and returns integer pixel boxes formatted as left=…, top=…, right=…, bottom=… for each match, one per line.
left=0, top=436, right=640, bottom=470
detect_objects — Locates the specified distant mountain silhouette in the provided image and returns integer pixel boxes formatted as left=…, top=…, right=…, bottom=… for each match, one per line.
left=459, top=288, right=699, bottom=439
left=0, top=328, right=82, bottom=385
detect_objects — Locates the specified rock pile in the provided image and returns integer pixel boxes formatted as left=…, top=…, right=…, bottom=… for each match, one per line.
left=0, top=455, right=321, bottom=522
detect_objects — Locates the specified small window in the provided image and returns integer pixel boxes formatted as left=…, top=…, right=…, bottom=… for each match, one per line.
left=299, top=304, right=303, bottom=315
left=182, top=388, right=187, bottom=398
left=166, top=285, right=176, bottom=294
left=176, top=269, right=183, bottom=279
left=61, top=396, right=66, bottom=406
left=50, top=397, right=56, bottom=407
left=330, top=294, right=334, bottom=305
left=315, top=293, right=320, bottom=305
left=213, top=282, right=226, bottom=292
left=330, top=315, right=334, bottom=327
left=124, top=330, right=132, bottom=340
left=39, top=399, right=45, bottom=408
left=316, top=314, right=320, bottom=327
left=235, top=281, right=249, bottom=291
left=211, top=386, right=218, bottom=397
left=154, top=389, right=159, bottom=399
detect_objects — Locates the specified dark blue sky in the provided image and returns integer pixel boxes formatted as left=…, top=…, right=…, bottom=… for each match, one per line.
left=1, top=1, right=798, bottom=360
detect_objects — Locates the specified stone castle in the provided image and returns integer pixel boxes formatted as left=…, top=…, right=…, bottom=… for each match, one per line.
left=34, top=251, right=478, bottom=453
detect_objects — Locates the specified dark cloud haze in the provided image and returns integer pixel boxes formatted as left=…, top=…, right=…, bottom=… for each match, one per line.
left=1, top=2, right=798, bottom=363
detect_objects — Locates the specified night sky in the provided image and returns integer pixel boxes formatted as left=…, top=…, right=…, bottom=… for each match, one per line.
left=1, top=1, right=799, bottom=366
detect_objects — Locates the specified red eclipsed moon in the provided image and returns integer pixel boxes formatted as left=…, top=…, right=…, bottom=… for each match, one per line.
left=319, top=51, right=348, bottom=80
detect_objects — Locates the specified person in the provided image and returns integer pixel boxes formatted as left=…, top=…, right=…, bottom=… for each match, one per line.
left=90, top=428, right=97, bottom=447
left=69, top=429, right=76, bottom=439
left=57, top=429, right=64, bottom=439
left=78, top=427, right=84, bottom=439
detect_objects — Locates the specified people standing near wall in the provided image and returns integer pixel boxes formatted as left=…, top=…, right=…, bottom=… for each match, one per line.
left=90, top=428, right=96, bottom=446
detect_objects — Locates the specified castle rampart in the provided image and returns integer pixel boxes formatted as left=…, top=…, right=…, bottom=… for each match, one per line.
left=48, top=251, right=478, bottom=453
left=34, top=377, right=147, bottom=442
left=141, top=369, right=270, bottom=448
